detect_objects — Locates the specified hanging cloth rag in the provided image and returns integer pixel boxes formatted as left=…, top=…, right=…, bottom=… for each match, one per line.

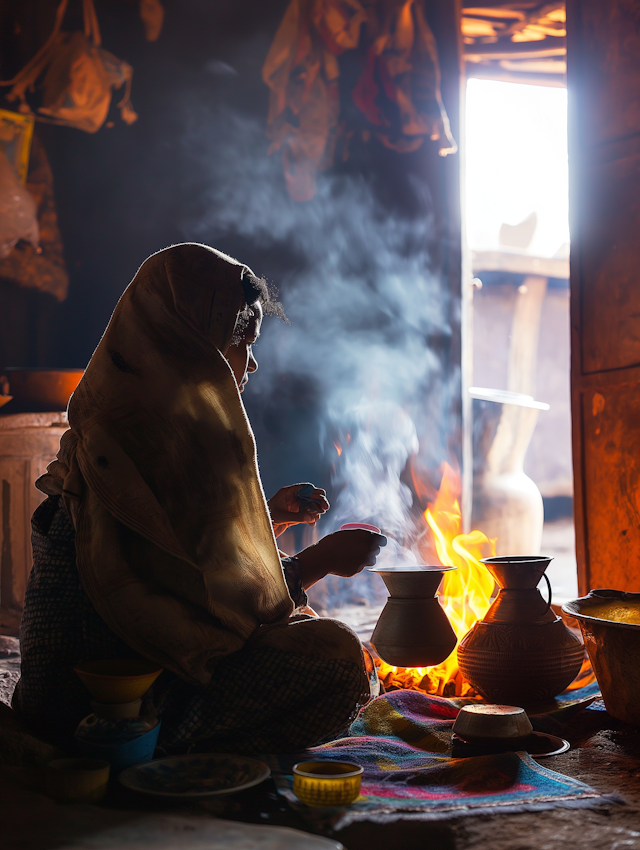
left=263, top=0, right=367, bottom=201
left=263, top=0, right=457, bottom=201
left=0, top=0, right=137, bottom=133
left=353, top=0, right=457, bottom=155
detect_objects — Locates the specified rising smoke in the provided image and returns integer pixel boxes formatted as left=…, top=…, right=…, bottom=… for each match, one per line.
left=182, top=104, right=460, bottom=609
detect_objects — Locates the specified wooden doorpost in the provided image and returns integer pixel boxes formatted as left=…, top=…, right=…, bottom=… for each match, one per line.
left=568, top=0, right=640, bottom=593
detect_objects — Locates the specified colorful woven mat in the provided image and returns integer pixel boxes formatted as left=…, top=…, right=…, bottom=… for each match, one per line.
left=268, top=687, right=618, bottom=830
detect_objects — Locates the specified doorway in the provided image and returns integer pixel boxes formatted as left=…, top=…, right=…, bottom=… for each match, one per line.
left=465, top=77, right=576, bottom=604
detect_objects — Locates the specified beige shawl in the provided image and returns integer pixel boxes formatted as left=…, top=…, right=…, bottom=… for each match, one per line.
left=38, top=244, right=294, bottom=685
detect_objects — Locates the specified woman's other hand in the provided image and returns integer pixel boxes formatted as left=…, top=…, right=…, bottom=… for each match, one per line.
left=268, top=483, right=329, bottom=537
left=295, top=529, right=387, bottom=589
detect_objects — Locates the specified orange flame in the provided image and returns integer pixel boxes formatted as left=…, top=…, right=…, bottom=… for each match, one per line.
left=375, top=462, right=596, bottom=696
left=333, top=441, right=343, bottom=457
left=376, top=463, right=497, bottom=697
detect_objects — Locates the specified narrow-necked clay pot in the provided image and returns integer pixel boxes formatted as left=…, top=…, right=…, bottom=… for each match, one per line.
left=369, top=566, right=458, bottom=667
left=457, top=556, right=584, bottom=704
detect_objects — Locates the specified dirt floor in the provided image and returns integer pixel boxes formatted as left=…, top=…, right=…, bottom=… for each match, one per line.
left=3, top=629, right=640, bottom=850
left=2, top=718, right=640, bottom=850
left=5, top=557, right=640, bottom=850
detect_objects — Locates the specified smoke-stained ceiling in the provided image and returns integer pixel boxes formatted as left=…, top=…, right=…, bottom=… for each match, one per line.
left=462, top=2, right=566, bottom=86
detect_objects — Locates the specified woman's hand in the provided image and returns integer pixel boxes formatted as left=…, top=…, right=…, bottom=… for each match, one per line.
left=295, top=529, right=387, bottom=589
left=268, top=483, right=329, bottom=538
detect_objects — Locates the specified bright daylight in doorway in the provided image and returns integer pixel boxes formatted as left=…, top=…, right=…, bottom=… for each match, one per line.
left=465, top=78, right=569, bottom=259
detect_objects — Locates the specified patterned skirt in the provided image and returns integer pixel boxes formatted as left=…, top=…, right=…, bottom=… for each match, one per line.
left=13, top=497, right=370, bottom=754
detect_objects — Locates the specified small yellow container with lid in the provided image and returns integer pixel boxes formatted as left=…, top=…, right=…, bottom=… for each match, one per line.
left=292, top=761, right=363, bottom=807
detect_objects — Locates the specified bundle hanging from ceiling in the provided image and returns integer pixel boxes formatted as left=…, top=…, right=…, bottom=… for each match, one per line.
left=0, top=0, right=138, bottom=134
left=263, top=0, right=458, bottom=202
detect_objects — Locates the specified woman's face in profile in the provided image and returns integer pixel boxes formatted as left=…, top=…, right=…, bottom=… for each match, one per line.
left=226, top=302, right=263, bottom=393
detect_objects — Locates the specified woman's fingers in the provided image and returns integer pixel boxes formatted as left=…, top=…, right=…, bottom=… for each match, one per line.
left=269, top=483, right=330, bottom=528
left=362, top=543, right=382, bottom=567
left=295, top=484, right=330, bottom=514
left=311, top=489, right=330, bottom=510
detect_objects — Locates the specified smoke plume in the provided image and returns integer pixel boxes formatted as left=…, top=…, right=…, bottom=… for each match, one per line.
left=182, top=104, right=460, bottom=609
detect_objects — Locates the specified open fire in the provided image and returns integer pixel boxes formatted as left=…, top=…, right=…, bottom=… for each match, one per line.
left=372, top=462, right=595, bottom=697
left=374, top=463, right=496, bottom=697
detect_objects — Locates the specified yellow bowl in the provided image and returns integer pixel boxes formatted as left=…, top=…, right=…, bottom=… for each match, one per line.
left=46, top=758, right=110, bottom=803
left=74, top=658, right=163, bottom=704
left=293, top=761, right=363, bottom=807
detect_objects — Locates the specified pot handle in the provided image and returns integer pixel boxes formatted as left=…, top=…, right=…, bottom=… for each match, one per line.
left=539, top=573, right=552, bottom=615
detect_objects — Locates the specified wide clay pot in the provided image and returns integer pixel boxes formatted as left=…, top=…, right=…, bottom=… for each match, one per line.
left=369, top=566, right=458, bottom=667
left=457, top=556, right=584, bottom=704
left=1, top=368, right=84, bottom=412
left=563, top=590, right=640, bottom=725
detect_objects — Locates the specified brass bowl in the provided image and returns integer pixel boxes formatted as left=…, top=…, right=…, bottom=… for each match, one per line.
left=1, top=368, right=83, bottom=412
left=563, top=590, right=640, bottom=724
left=292, top=761, right=363, bottom=807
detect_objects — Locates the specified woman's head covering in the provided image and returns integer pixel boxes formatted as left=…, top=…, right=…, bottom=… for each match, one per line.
left=38, top=243, right=293, bottom=684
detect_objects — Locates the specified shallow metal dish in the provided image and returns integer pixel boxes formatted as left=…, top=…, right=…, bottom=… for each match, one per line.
left=119, top=753, right=270, bottom=798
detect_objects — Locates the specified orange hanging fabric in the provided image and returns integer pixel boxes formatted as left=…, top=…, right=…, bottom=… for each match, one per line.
left=353, top=0, right=457, bottom=155
left=0, top=0, right=137, bottom=133
left=263, top=0, right=457, bottom=202
left=262, top=0, right=367, bottom=202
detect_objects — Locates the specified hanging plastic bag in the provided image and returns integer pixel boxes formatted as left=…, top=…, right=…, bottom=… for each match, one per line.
left=0, top=148, right=39, bottom=257
left=1, top=0, right=137, bottom=134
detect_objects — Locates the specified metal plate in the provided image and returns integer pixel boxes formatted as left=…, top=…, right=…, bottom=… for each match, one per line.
left=119, top=753, right=270, bottom=798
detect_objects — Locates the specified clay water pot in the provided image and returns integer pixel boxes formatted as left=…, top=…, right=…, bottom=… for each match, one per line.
left=457, top=556, right=584, bottom=704
left=471, top=391, right=548, bottom=557
left=369, top=566, right=458, bottom=667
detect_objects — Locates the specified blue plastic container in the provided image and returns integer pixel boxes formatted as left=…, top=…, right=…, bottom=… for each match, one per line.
left=75, top=720, right=161, bottom=774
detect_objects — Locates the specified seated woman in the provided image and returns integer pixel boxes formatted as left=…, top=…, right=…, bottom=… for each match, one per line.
left=13, top=243, right=384, bottom=755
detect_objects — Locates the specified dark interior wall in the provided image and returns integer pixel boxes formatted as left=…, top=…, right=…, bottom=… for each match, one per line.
left=0, top=0, right=462, bottom=573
